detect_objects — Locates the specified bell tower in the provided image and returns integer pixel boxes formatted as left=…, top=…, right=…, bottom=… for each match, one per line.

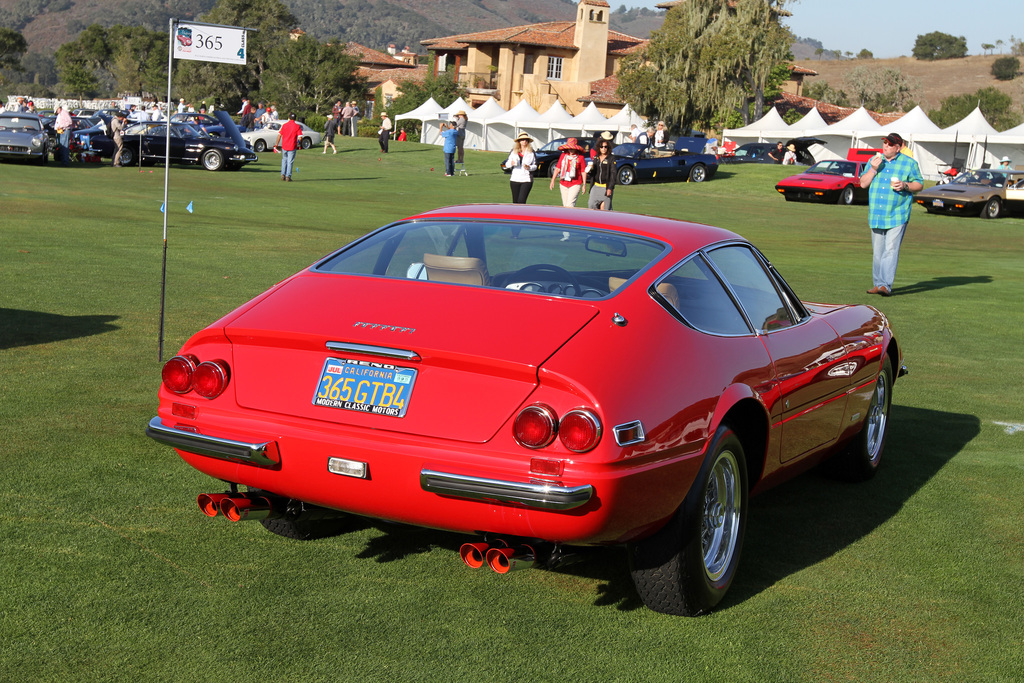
left=574, top=0, right=610, bottom=83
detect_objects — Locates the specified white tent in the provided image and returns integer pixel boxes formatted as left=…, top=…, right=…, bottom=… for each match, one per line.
left=394, top=97, right=442, bottom=123
left=786, top=107, right=829, bottom=135
left=722, top=107, right=791, bottom=144
left=482, top=99, right=542, bottom=151
left=911, top=107, right=1000, bottom=178
left=605, top=104, right=647, bottom=137
left=988, top=120, right=1024, bottom=170
left=461, top=97, right=505, bottom=153
left=519, top=101, right=576, bottom=148
left=569, top=102, right=618, bottom=141
left=421, top=97, right=473, bottom=145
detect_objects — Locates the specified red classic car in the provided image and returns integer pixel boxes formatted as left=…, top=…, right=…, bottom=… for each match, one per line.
left=775, top=159, right=870, bottom=205
left=147, top=205, right=905, bottom=616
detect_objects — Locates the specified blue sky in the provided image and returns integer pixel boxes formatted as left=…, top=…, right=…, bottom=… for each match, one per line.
left=615, top=0, right=1021, bottom=59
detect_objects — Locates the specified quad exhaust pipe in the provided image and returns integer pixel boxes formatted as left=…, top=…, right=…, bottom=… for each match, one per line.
left=459, top=540, right=580, bottom=573
left=196, top=492, right=283, bottom=522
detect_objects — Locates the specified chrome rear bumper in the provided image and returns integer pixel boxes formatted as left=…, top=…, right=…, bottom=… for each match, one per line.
left=420, top=469, right=593, bottom=511
left=146, top=417, right=280, bottom=469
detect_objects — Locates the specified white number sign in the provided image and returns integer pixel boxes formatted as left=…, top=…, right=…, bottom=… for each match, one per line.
left=173, top=22, right=247, bottom=65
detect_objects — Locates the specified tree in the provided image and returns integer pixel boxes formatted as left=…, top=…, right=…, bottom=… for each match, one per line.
left=996, top=39, right=1004, bottom=53
left=616, top=0, right=793, bottom=130
left=981, top=43, right=994, bottom=55
left=858, top=49, right=873, bottom=59
left=261, top=37, right=364, bottom=116
left=107, top=26, right=168, bottom=97
left=390, top=65, right=464, bottom=116
left=912, top=32, right=968, bottom=60
left=0, top=27, right=28, bottom=72
left=928, top=87, right=1022, bottom=131
left=991, top=56, right=1019, bottom=81
left=57, top=62, right=100, bottom=99
left=804, top=80, right=850, bottom=107
left=843, top=66, right=920, bottom=112
left=814, top=47, right=823, bottom=60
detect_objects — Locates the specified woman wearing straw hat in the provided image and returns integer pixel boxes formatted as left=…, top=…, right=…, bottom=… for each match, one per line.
left=783, top=143, right=796, bottom=165
left=549, top=138, right=588, bottom=208
left=454, top=110, right=468, bottom=164
left=505, top=132, right=538, bottom=203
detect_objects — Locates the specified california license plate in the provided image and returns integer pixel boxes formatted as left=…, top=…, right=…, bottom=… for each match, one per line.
left=312, top=358, right=417, bottom=417
left=932, top=199, right=944, bottom=207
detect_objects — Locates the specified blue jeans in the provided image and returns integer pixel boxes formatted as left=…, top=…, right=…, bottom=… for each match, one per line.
left=870, top=221, right=907, bottom=289
left=444, top=152, right=454, bottom=175
left=281, top=149, right=296, bottom=178
left=58, top=129, right=71, bottom=165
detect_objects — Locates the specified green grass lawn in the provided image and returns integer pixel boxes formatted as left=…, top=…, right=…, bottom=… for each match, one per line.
left=2, top=140, right=1022, bottom=681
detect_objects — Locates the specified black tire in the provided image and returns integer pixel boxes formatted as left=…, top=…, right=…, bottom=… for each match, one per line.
left=202, top=149, right=225, bottom=171
left=629, top=425, right=748, bottom=616
left=301, top=136, right=312, bottom=149
left=617, top=165, right=636, bottom=186
left=688, top=163, right=707, bottom=183
left=548, top=162, right=558, bottom=178
left=838, top=185, right=855, bottom=205
left=982, top=196, right=1003, bottom=219
left=253, top=139, right=267, bottom=153
left=118, top=148, right=135, bottom=166
left=261, top=515, right=353, bottom=541
left=832, top=355, right=893, bottom=482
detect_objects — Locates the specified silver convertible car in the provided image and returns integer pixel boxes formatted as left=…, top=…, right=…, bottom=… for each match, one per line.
left=0, top=112, right=52, bottom=164
left=240, top=120, right=322, bottom=152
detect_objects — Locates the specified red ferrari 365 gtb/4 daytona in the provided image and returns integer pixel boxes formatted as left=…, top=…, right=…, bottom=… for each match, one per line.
left=147, top=204, right=905, bottom=616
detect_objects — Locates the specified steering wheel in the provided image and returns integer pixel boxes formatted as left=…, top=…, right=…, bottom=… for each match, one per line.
left=508, top=264, right=583, bottom=296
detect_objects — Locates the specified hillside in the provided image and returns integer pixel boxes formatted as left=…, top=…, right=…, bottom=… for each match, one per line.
left=0, top=0, right=661, bottom=57
left=799, top=54, right=1023, bottom=112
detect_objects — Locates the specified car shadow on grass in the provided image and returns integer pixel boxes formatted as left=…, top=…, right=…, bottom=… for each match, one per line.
left=724, top=404, right=979, bottom=610
left=336, top=405, right=975, bottom=614
left=892, top=275, right=992, bottom=296
left=0, top=308, right=120, bottom=349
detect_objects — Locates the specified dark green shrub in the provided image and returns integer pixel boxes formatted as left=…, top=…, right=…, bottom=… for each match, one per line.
left=992, top=57, right=1020, bottom=81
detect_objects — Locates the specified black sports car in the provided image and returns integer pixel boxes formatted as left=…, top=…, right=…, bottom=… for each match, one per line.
left=612, top=142, right=719, bottom=185
left=88, top=121, right=257, bottom=171
left=721, top=137, right=822, bottom=166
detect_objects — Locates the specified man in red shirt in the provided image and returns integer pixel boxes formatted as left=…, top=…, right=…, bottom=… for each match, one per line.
left=273, top=113, right=303, bottom=181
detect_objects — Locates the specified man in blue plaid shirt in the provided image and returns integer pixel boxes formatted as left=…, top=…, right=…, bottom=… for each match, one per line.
left=859, top=132, right=923, bottom=296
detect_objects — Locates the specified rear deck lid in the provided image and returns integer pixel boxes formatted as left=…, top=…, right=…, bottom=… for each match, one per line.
left=223, top=272, right=600, bottom=442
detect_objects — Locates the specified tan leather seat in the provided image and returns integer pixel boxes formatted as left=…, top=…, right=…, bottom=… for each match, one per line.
left=423, top=254, right=490, bottom=286
left=609, top=276, right=679, bottom=310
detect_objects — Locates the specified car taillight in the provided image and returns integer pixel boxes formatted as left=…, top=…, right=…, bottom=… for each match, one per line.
left=513, top=404, right=558, bottom=449
left=559, top=409, right=602, bottom=452
left=193, top=360, right=230, bottom=399
left=162, top=354, right=198, bottom=394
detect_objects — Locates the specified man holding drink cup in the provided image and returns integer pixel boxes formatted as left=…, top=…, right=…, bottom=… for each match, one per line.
left=859, top=132, right=923, bottom=296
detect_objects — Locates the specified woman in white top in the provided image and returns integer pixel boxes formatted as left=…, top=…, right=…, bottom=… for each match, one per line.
left=654, top=121, right=667, bottom=148
left=783, top=143, right=797, bottom=165
left=505, top=132, right=538, bottom=203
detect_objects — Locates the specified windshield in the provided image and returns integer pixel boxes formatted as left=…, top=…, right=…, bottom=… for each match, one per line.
left=0, top=115, right=42, bottom=132
left=315, top=219, right=666, bottom=300
left=953, top=170, right=1006, bottom=188
left=807, top=160, right=859, bottom=176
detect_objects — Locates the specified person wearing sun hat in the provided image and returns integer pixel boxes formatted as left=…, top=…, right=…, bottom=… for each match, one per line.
left=505, top=131, right=538, bottom=203
left=859, top=132, right=924, bottom=297
left=550, top=138, right=588, bottom=208
left=783, top=143, right=796, bottom=165
left=998, top=155, right=1012, bottom=170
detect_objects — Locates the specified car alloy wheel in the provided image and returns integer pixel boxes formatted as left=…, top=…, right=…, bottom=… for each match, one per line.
left=983, top=197, right=1003, bottom=219
left=202, top=149, right=225, bottom=171
left=689, top=164, right=707, bottom=183
left=839, top=185, right=855, bottom=205
left=301, top=137, right=312, bottom=149
left=617, top=166, right=635, bottom=186
left=253, top=139, right=266, bottom=153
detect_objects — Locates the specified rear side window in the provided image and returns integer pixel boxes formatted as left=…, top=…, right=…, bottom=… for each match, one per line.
left=706, top=245, right=795, bottom=332
left=657, top=256, right=751, bottom=336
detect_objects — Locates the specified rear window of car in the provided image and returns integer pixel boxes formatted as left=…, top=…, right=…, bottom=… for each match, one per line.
left=315, top=220, right=666, bottom=300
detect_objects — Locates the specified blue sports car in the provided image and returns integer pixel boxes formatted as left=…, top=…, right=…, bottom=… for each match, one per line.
left=612, top=142, right=719, bottom=185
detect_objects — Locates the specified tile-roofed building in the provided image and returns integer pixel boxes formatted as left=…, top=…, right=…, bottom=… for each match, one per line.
left=344, top=42, right=417, bottom=70
left=772, top=91, right=903, bottom=126
left=421, top=0, right=646, bottom=115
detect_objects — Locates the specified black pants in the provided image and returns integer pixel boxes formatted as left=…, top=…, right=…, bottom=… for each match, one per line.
left=379, top=130, right=389, bottom=153
left=510, top=181, right=532, bottom=204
